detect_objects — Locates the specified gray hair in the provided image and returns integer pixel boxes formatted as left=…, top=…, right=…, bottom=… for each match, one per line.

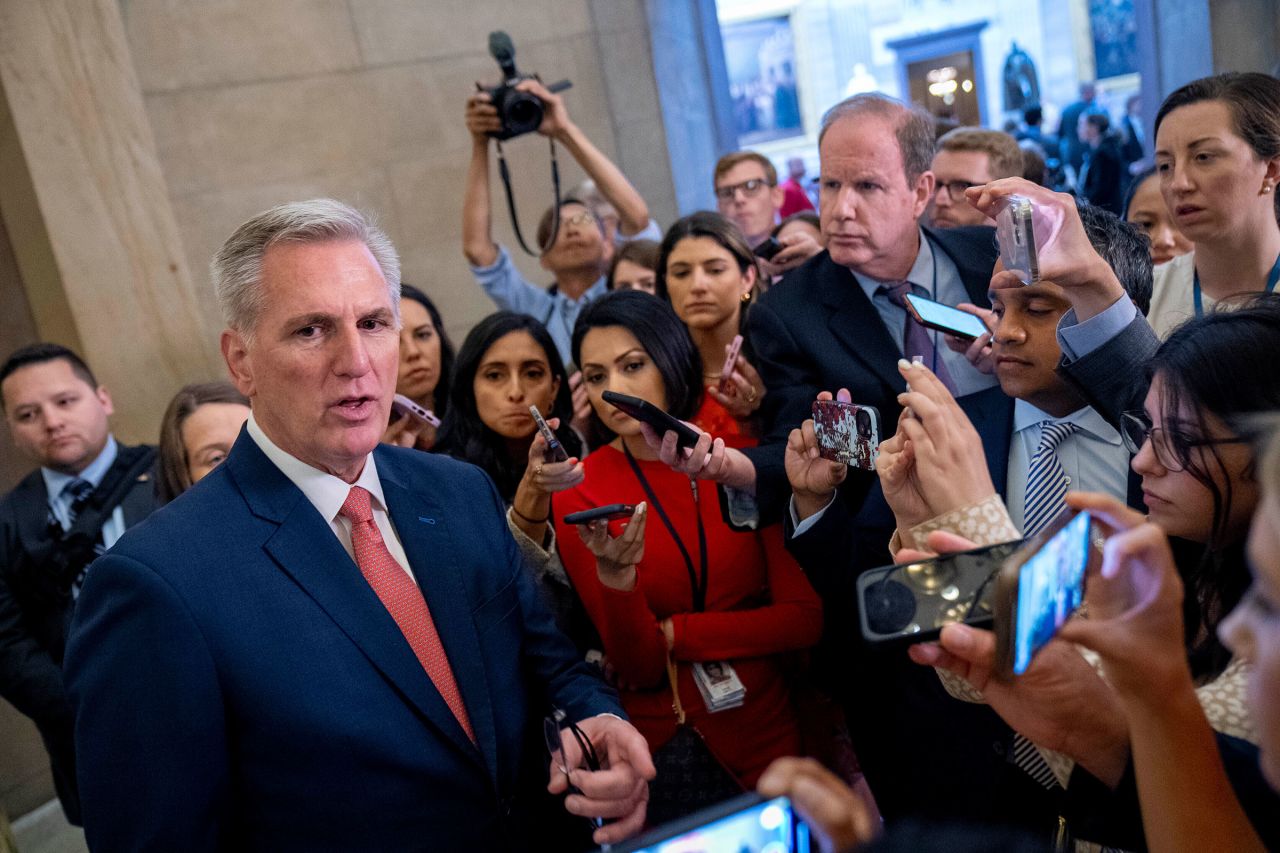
left=211, top=198, right=401, bottom=338
left=818, top=93, right=936, bottom=185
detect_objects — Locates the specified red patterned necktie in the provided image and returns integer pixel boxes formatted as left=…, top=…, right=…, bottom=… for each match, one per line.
left=339, top=485, right=475, bottom=743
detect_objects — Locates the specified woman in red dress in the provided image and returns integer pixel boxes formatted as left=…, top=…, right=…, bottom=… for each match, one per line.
left=553, top=290, right=822, bottom=798
left=656, top=212, right=768, bottom=449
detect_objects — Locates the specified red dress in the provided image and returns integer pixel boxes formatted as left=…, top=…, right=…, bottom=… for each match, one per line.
left=553, top=445, right=822, bottom=786
left=691, top=395, right=757, bottom=450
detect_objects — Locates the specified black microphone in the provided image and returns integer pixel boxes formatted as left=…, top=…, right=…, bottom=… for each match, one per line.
left=488, top=30, right=518, bottom=81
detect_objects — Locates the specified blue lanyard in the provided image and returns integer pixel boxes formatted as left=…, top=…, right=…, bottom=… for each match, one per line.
left=1192, top=252, right=1280, bottom=316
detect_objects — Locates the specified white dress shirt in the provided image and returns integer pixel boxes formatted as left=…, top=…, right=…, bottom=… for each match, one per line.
left=247, top=414, right=416, bottom=582
left=1005, top=400, right=1130, bottom=531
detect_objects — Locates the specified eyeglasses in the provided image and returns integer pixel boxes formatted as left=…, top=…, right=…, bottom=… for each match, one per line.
left=544, top=713, right=604, bottom=834
left=936, top=180, right=979, bottom=201
left=559, top=210, right=598, bottom=230
left=714, top=178, right=773, bottom=202
left=1119, top=410, right=1248, bottom=472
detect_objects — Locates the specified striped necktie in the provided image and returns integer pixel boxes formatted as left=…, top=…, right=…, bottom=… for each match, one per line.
left=1022, top=421, right=1079, bottom=537
left=1012, top=420, right=1080, bottom=790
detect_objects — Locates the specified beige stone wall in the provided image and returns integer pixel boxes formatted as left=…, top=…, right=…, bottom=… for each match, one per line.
left=119, top=0, right=677, bottom=348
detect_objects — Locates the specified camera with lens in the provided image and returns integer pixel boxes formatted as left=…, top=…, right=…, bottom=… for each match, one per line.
left=482, top=31, right=572, bottom=140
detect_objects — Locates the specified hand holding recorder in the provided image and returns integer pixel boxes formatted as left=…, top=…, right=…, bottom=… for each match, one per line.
left=511, top=411, right=584, bottom=537
left=707, top=335, right=766, bottom=420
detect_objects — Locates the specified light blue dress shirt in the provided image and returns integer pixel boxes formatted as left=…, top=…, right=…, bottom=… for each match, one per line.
left=469, top=220, right=663, bottom=367
left=850, top=229, right=999, bottom=398
left=41, top=434, right=126, bottom=548
left=1005, top=400, right=1130, bottom=532
left=1056, top=296, right=1138, bottom=361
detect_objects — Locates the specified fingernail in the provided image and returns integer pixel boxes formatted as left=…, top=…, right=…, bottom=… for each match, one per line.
left=946, top=625, right=973, bottom=650
left=897, top=358, right=911, bottom=370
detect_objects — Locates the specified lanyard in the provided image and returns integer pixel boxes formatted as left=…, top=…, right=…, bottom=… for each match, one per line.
left=1192, top=252, right=1280, bottom=316
left=621, top=443, right=709, bottom=612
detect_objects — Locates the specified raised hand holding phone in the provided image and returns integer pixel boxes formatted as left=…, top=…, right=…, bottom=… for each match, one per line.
left=708, top=339, right=765, bottom=419
left=576, top=502, right=648, bottom=591
left=784, top=389, right=851, bottom=522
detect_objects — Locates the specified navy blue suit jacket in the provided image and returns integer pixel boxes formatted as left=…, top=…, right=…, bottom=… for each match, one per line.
left=64, top=430, right=621, bottom=852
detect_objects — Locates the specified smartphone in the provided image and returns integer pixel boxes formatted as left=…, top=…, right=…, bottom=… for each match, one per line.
left=562, top=504, right=636, bottom=525
left=529, top=405, right=570, bottom=463
left=994, top=510, right=1101, bottom=677
left=857, top=539, right=1025, bottom=646
left=601, top=391, right=702, bottom=451
left=717, top=334, right=744, bottom=395
left=608, top=792, right=807, bottom=853
left=995, top=195, right=1041, bottom=285
left=903, top=293, right=989, bottom=342
left=752, top=237, right=784, bottom=261
left=391, top=394, right=440, bottom=428
left=811, top=400, right=881, bottom=470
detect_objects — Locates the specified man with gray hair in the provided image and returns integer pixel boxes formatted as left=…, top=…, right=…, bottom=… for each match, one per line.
left=64, top=198, right=653, bottom=851
left=735, top=95, right=1062, bottom=831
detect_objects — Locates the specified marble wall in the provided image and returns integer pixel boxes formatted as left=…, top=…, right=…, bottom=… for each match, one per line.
left=119, top=0, right=677, bottom=348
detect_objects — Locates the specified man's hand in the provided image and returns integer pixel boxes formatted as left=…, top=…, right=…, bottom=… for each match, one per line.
left=941, top=303, right=997, bottom=375
left=548, top=715, right=656, bottom=846
left=465, top=90, right=501, bottom=141
left=757, top=757, right=876, bottom=853
left=760, top=230, right=823, bottom=277
left=785, top=389, right=850, bottom=522
left=515, top=78, right=574, bottom=140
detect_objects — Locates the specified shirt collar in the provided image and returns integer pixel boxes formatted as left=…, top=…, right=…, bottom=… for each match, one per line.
left=246, top=413, right=389, bottom=524
left=1013, top=399, right=1122, bottom=446
left=42, top=434, right=119, bottom=502
left=555, top=277, right=608, bottom=308
left=852, top=227, right=934, bottom=300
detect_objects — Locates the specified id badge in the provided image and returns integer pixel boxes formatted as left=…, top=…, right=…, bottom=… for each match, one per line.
left=692, top=661, right=746, bottom=712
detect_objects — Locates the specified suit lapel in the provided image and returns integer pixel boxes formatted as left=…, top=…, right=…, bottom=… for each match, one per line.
left=378, top=458, right=500, bottom=784
left=818, top=258, right=906, bottom=394
left=925, top=226, right=996, bottom=306
left=225, top=431, right=486, bottom=773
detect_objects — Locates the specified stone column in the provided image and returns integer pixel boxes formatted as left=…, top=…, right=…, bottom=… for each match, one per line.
left=0, top=0, right=222, bottom=445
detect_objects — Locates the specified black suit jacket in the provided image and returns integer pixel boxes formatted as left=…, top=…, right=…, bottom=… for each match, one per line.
left=0, top=442, right=156, bottom=823
left=744, top=225, right=999, bottom=528
left=1080, top=139, right=1126, bottom=215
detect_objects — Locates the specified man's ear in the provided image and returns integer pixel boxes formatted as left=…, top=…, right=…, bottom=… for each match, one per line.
left=221, top=329, right=256, bottom=398
left=96, top=386, right=115, bottom=418
left=911, top=170, right=937, bottom=220
left=771, top=184, right=786, bottom=216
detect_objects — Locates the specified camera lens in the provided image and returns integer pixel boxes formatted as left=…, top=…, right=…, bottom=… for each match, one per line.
left=504, top=91, right=543, bottom=135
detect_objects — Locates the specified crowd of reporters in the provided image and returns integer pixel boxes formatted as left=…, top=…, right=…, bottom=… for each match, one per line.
left=3, top=66, right=1280, bottom=852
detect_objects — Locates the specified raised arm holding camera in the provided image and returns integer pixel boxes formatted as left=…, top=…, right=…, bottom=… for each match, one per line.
left=462, top=34, right=660, bottom=365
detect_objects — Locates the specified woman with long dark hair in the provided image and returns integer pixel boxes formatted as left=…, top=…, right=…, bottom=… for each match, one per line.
left=1147, top=72, right=1280, bottom=337
left=156, top=381, right=250, bottom=504
left=656, top=212, right=766, bottom=448
left=435, top=312, right=588, bottom=641
left=384, top=284, right=455, bottom=450
left=553, top=290, right=821, bottom=819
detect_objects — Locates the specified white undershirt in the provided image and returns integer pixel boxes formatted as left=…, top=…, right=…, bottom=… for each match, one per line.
left=246, top=414, right=415, bottom=582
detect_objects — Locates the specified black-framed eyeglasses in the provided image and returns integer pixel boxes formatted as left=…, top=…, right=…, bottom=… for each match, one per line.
left=544, top=713, right=606, bottom=837
left=714, top=178, right=773, bottom=201
left=936, top=180, right=979, bottom=201
left=1119, top=410, right=1248, bottom=472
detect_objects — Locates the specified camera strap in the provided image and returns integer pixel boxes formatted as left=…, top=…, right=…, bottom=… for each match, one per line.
left=622, top=443, right=709, bottom=612
left=495, top=136, right=562, bottom=257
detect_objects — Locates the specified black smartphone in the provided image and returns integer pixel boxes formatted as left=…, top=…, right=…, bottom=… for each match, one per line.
left=601, top=391, right=702, bottom=450
left=811, top=400, right=880, bottom=470
left=607, top=792, right=807, bottom=853
left=562, top=504, right=636, bottom=526
left=857, top=539, right=1025, bottom=647
left=994, top=510, right=1101, bottom=677
left=903, top=293, right=989, bottom=342
left=752, top=236, right=784, bottom=261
